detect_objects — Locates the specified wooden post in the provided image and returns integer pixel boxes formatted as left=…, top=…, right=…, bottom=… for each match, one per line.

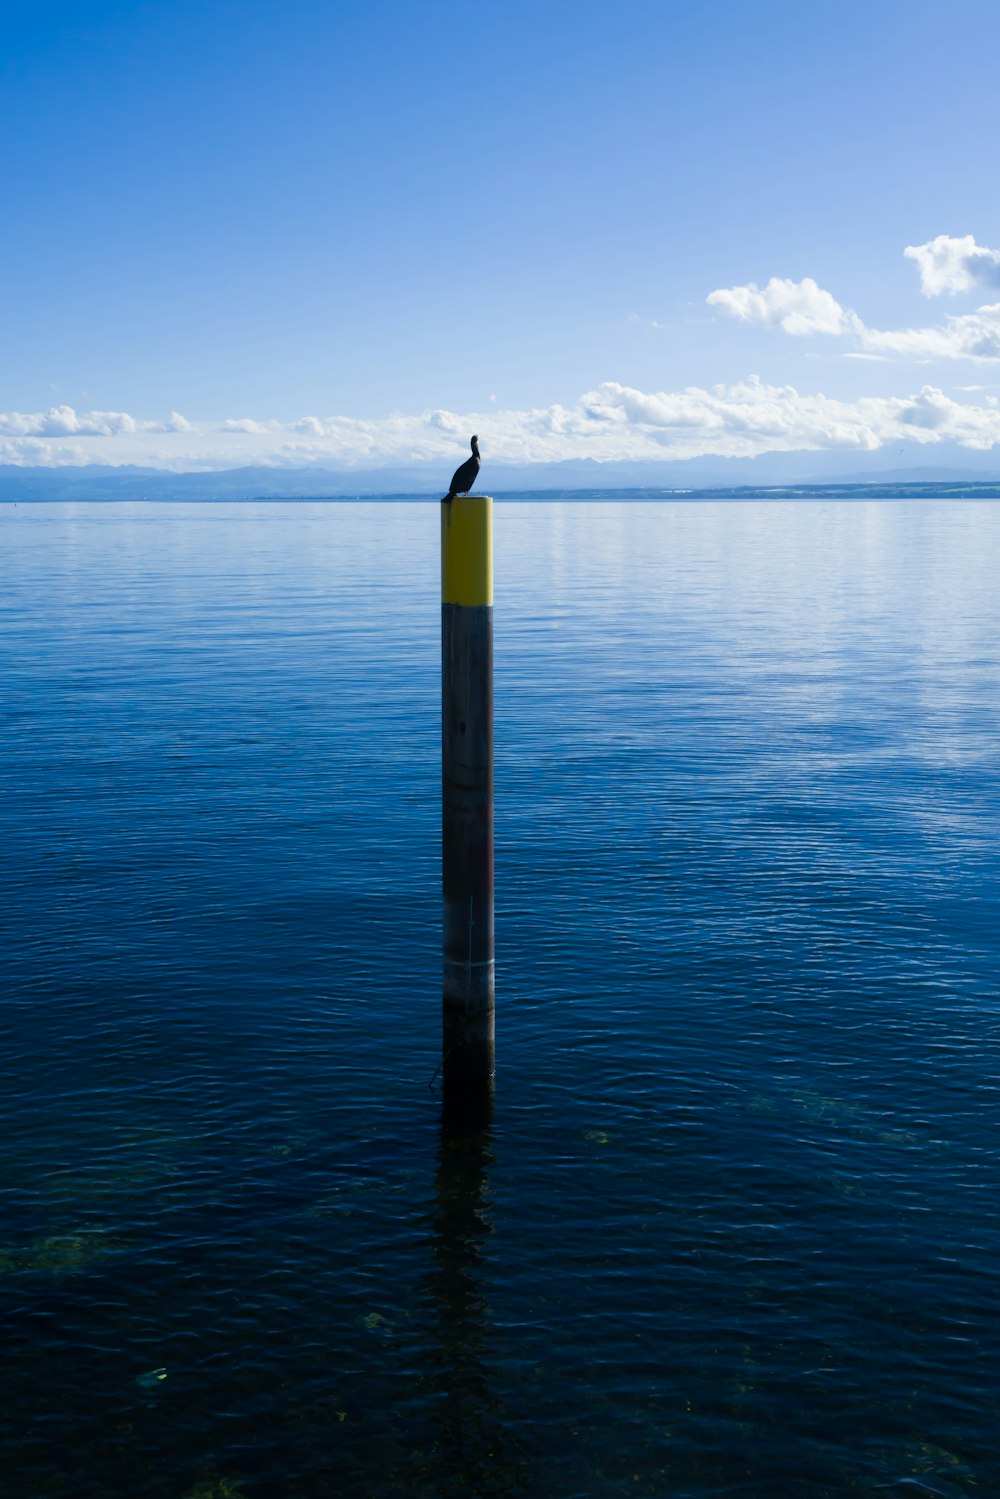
left=441, top=494, right=494, bottom=1102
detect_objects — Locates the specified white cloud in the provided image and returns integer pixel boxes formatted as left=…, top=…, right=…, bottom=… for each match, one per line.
left=0, top=437, right=91, bottom=465
left=858, top=303, right=1000, bottom=361
left=2, top=380, right=1000, bottom=469
left=0, top=405, right=137, bottom=437
left=220, top=418, right=272, bottom=433
left=708, top=254, right=1000, bottom=363
left=584, top=378, right=1000, bottom=451
left=904, top=234, right=1000, bottom=297
left=0, top=405, right=187, bottom=438
left=706, top=277, right=853, bottom=336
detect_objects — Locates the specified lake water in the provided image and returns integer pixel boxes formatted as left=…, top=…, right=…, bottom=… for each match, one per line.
left=2, top=499, right=999, bottom=1499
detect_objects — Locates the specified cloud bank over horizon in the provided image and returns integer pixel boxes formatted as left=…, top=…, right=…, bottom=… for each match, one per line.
left=708, top=235, right=1000, bottom=363
left=7, top=234, right=1000, bottom=473
left=3, top=376, right=1000, bottom=471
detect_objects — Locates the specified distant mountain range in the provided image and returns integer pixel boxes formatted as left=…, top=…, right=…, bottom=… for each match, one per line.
left=2, top=447, right=1000, bottom=501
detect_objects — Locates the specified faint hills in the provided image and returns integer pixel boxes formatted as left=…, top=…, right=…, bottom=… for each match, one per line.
left=2, top=446, right=1000, bottom=501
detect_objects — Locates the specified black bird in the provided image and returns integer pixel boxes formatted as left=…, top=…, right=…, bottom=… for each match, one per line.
left=443, top=434, right=480, bottom=500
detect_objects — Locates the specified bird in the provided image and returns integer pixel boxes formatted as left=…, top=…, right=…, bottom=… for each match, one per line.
left=443, top=435, right=480, bottom=501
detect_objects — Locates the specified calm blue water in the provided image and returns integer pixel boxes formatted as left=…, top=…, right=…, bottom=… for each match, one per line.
left=2, top=499, right=999, bottom=1499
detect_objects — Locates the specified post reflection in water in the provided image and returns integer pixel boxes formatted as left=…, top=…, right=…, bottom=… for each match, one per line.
left=422, top=1095, right=527, bottom=1497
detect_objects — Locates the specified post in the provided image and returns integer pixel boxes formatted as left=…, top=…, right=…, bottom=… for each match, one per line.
left=441, top=494, right=495, bottom=1103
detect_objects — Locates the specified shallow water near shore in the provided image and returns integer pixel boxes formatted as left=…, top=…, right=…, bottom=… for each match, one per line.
left=2, top=498, right=999, bottom=1498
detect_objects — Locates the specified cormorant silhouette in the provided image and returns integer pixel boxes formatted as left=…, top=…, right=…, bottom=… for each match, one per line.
left=443, top=435, right=480, bottom=501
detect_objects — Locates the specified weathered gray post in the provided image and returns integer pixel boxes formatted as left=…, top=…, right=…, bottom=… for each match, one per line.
left=441, top=494, right=495, bottom=1102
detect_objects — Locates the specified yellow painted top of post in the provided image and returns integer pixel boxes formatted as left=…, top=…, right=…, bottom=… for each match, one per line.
left=441, top=495, right=493, bottom=606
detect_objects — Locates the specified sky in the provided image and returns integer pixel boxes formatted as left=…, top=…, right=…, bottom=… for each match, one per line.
left=4, top=0, right=1000, bottom=473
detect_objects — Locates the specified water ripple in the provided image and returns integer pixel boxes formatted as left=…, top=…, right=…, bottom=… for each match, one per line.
left=1, top=499, right=999, bottom=1497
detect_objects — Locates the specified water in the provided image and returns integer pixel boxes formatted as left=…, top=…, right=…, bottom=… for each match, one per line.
left=2, top=499, right=999, bottom=1498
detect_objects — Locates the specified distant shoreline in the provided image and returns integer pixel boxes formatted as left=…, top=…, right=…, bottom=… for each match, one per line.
left=4, top=483, right=1000, bottom=503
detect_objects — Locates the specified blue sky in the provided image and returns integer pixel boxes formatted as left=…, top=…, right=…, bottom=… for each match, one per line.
left=4, top=0, right=1000, bottom=470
